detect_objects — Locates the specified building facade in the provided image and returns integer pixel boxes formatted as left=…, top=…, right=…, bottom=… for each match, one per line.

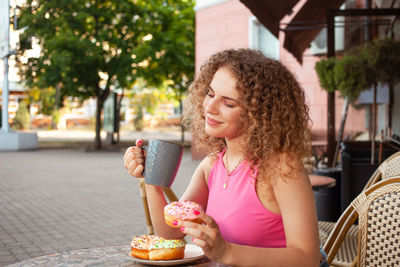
left=193, top=0, right=372, bottom=158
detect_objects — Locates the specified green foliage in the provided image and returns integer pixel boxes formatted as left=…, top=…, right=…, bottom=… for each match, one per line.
left=13, top=102, right=31, bottom=130
left=142, top=0, right=195, bottom=98
left=361, top=39, right=400, bottom=85
left=315, top=58, right=337, bottom=93
left=17, top=0, right=152, bottom=100
left=315, top=39, right=400, bottom=101
left=133, top=105, right=144, bottom=131
left=51, top=109, right=61, bottom=128
left=334, top=54, right=368, bottom=101
left=16, top=0, right=195, bottom=147
left=28, top=86, right=56, bottom=115
left=127, top=79, right=180, bottom=117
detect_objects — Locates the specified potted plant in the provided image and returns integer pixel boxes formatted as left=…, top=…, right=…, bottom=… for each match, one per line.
left=314, top=45, right=373, bottom=221
left=314, top=56, right=364, bottom=221
left=315, top=54, right=367, bottom=167
left=315, top=39, right=400, bottom=166
left=315, top=39, right=400, bottom=216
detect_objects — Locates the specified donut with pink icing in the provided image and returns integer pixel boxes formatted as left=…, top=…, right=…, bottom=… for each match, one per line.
left=164, top=200, right=204, bottom=227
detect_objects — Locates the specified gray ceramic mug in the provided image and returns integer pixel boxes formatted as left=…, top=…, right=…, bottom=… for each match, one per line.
left=142, top=139, right=183, bottom=187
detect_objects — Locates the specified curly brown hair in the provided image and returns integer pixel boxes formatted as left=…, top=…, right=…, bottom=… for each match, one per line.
left=183, top=49, right=311, bottom=183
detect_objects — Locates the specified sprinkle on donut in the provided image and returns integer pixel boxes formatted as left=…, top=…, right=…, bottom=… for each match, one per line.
left=149, top=238, right=185, bottom=250
left=164, top=200, right=204, bottom=220
left=130, top=234, right=158, bottom=250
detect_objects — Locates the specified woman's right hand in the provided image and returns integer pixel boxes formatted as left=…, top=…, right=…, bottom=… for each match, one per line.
left=123, top=139, right=146, bottom=178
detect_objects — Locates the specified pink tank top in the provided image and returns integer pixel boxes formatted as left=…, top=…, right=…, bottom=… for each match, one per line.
left=206, top=150, right=286, bottom=248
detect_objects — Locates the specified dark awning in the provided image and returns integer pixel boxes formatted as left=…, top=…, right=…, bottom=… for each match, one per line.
left=239, top=0, right=299, bottom=38
left=283, top=0, right=346, bottom=63
left=240, top=0, right=347, bottom=63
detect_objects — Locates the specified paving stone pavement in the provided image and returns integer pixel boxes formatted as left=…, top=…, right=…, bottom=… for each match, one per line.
left=0, top=145, right=200, bottom=266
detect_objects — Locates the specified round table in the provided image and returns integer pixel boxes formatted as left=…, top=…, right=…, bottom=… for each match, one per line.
left=309, top=174, right=336, bottom=190
left=7, top=245, right=218, bottom=267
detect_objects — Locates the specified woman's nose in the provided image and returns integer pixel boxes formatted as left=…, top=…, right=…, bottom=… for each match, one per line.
left=204, top=98, right=218, bottom=114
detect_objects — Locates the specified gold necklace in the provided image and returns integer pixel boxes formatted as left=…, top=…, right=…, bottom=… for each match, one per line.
left=223, top=151, right=243, bottom=189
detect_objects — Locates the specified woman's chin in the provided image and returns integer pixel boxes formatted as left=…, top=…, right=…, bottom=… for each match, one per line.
left=205, top=127, right=223, bottom=138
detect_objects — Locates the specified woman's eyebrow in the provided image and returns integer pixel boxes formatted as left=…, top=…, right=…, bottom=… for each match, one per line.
left=208, top=86, right=238, bottom=102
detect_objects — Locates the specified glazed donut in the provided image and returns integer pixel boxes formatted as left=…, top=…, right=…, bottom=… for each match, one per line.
left=130, top=234, right=185, bottom=260
left=164, top=200, right=204, bottom=228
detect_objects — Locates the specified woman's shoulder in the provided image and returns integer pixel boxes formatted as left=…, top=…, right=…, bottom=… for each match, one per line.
left=270, top=151, right=304, bottom=169
left=203, top=151, right=220, bottom=168
left=274, top=153, right=309, bottom=186
left=196, top=151, right=221, bottom=181
left=259, top=151, right=307, bottom=185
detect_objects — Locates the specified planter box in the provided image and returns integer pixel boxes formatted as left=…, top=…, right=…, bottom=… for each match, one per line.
left=313, top=168, right=342, bottom=222
left=340, top=141, right=398, bottom=211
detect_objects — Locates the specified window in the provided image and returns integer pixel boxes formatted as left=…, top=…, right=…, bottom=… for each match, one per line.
left=249, top=17, right=279, bottom=60
left=309, top=4, right=346, bottom=55
left=309, top=17, right=345, bottom=55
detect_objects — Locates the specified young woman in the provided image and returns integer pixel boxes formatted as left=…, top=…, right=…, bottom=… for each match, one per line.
left=124, top=49, right=322, bottom=266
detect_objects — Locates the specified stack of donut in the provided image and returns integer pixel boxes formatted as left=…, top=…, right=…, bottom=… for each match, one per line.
left=130, top=234, right=186, bottom=260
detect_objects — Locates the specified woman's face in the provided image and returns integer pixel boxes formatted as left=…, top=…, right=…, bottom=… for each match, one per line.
left=202, top=67, right=243, bottom=140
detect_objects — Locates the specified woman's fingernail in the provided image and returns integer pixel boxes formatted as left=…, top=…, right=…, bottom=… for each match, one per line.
left=180, top=226, right=185, bottom=232
left=193, top=210, right=200, bottom=215
left=171, top=220, right=178, bottom=226
left=135, top=139, right=144, bottom=146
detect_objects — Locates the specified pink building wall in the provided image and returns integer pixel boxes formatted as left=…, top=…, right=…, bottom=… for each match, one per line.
left=196, top=1, right=252, bottom=70
left=195, top=0, right=366, bottom=144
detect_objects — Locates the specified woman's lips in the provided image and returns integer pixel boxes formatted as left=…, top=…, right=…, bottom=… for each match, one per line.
left=206, top=117, right=222, bottom=126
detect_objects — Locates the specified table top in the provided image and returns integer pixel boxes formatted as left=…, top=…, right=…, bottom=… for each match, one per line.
left=7, top=245, right=219, bottom=267
left=309, top=174, right=336, bottom=190
left=311, top=140, right=327, bottom=147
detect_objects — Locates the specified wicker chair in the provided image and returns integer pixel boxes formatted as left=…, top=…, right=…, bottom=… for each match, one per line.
left=323, top=176, right=400, bottom=266
left=138, top=179, right=178, bottom=234
left=318, top=151, right=400, bottom=266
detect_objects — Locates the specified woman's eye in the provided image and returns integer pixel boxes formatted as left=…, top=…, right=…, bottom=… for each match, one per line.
left=224, top=102, right=235, bottom=108
left=206, top=91, right=214, bottom=97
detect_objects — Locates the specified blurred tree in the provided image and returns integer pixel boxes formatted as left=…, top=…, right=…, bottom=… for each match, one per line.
left=16, top=0, right=194, bottom=149
left=133, top=104, right=144, bottom=131
left=128, top=0, right=194, bottom=144
left=13, top=101, right=31, bottom=130
left=28, top=86, right=56, bottom=116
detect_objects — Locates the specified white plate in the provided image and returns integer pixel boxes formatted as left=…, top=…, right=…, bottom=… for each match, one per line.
left=128, top=244, right=206, bottom=266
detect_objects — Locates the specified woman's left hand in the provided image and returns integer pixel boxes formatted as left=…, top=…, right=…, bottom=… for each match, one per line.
left=178, top=212, right=229, bottom=262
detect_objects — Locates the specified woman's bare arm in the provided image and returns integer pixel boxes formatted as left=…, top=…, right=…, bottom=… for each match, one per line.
left=144, top=155, right=213, bottom=239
